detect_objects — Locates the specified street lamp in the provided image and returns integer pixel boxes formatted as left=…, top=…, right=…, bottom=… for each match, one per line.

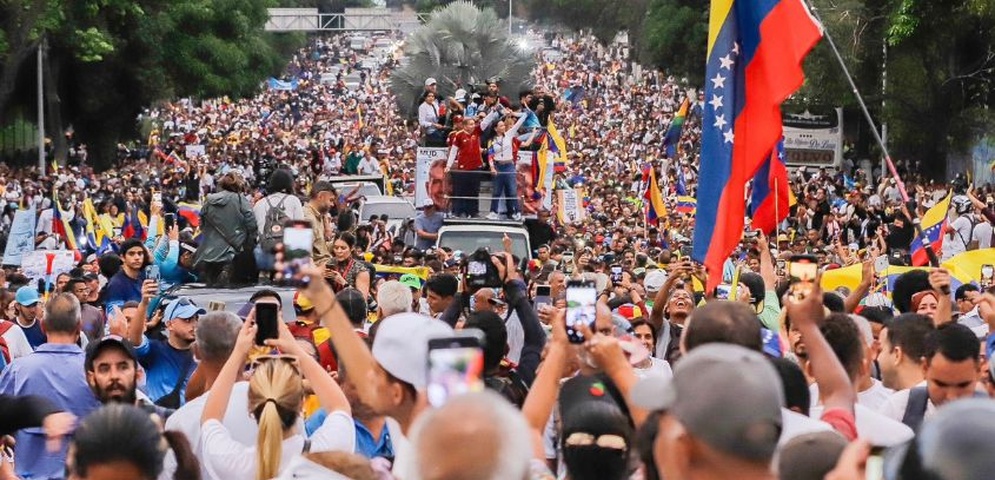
left=508, top=0, right=512, bottom=36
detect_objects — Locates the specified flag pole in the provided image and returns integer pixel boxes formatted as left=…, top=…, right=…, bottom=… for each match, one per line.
left=805, top=1, right=941, bottom=267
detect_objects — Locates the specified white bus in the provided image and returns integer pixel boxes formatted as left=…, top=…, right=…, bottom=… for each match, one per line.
left=782, top=106, right=843, bottom=170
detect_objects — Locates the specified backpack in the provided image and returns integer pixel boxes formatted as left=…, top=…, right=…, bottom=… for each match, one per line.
left=260, top=195, right=291, bottom=253
left=0, top=321, right=14, bottom=364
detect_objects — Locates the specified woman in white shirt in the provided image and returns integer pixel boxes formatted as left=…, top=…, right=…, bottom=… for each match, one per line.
left=201, top=310, right=354, bottom=480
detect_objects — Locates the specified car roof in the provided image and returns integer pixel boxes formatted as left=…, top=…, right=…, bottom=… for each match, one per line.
left=438, top=224, right=528, bottom=234
left=360, top=196, right=412, bottom=205
left=169, top=284, right=298, bottom=321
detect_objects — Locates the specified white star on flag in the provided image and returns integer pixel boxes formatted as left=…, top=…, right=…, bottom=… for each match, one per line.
left=713, top=114, right=727, bottom=129
left=719, top=54, right=735, bottom=70
left=709, top=94, right=724, bottom=110
left=711, top=73, right=726, bottom=89
left=724, top=130, right=735, bottom=144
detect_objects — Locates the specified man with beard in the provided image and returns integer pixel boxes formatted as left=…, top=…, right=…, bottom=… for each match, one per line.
left=84, top=335, right=171, bottom=417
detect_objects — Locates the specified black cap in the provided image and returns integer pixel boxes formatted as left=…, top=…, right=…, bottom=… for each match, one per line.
left=85, top=336, right=139, bottom=372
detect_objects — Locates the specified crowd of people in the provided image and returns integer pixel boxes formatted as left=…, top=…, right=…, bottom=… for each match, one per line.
left=0, top=26, right=993, bottom=480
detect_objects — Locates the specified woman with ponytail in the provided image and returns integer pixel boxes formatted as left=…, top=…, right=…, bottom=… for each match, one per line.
left=200, top=309, right=354, bottom=479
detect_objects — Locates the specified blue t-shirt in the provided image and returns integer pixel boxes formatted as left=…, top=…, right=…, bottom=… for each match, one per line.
left=306, top=408, right=393, bottom=459
left=105, top=270, right=144, bottom=315
left=414, top=211, right=444, bottom=250
left=136, top=336, right=195, bottom=404
left=18, top=319, right=45, bottom=350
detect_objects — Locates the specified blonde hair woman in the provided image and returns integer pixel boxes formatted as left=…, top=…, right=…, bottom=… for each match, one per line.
left=200, top=309, right=354, bottom=479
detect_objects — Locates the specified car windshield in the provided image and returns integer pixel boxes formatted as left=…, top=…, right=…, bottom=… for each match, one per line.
left=438, top=230, right=529, bottom=260
left=360, top=202, right=416, bottom=220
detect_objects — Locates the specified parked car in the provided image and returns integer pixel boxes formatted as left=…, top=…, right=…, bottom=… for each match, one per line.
left=357, top=196, right=417, bottom=232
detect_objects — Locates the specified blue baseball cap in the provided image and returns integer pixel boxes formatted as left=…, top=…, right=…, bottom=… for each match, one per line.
left=163, top=297, right=206, bottom=323
left=15, top=286, right=40, bottom=306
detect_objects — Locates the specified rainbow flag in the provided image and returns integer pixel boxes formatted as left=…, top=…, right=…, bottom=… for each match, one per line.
left=664, top=98, right=690, bottom=158
left=911, top=192, right=951, bottom=266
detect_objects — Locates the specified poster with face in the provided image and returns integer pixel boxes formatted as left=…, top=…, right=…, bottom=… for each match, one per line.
left=415, top=147, right=450, bottom=211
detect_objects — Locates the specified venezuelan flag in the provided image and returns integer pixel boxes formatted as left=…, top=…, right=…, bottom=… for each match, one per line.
left=52, top=190, right=78, bottom=251
left=910, top=191, right=951, bottom=266
left=676, top=196, right=697, bottom=214
left=177, top=202, right=202, bottom=229
left=691, top=0, right=822, bottom=291
left=664, top=98, right=690, bottom=158
left=644, top=167, right=667, bottom=225
left=546, top=121, right=568, bottom=173
left=748, top=140, right=791, bottom=233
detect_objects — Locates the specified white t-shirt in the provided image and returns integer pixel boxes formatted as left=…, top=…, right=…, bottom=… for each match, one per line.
left=943, top=215, right=973, bottom=260
left=253, top=193, right=306, bottom=237
left=201, top=410, right=355, bottom=479
left=810, top=378, right=893, bottom=412
left=504, top=311, right=525, bottom=364
left=0, top=320, right=33, bottom=359
left=160, top=382, right=258, bottom=480
left=779, top=408, right=832, bottom=447
left=877, top=383, right=935, bottom=423
left=973, top=221, right=993, bottom=249
left=634, top=357, right=674, bottom=381
left=809, top=404, right=913, bottom=447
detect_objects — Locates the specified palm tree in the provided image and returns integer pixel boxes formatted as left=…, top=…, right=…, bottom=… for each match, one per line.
left=391, top=1, right=535, bottom=116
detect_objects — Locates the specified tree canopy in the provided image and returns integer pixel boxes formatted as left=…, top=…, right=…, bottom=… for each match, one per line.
left=0, top=0, right=304, bottom=170
left=390, top=1, right=535, bottom=116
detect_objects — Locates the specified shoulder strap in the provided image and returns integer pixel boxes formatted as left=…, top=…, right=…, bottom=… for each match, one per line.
left=0, top=321, right=14, bottom=337
left=901, top=387, right=930, bottom=432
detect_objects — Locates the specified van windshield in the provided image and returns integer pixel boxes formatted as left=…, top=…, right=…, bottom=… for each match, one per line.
left=437, top=230, right=530, bottom=260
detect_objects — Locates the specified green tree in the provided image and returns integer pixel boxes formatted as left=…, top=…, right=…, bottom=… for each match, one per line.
left=391, top=1, right=535, bottom=116
left=638, top=0, right=708, bottom=84
left=1, top=0, right=304, bottom=170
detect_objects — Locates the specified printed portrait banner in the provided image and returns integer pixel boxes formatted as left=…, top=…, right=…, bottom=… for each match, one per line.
left=2, top=207, right=37, bottom=266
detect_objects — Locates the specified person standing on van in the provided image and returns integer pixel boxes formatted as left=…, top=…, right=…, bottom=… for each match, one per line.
left=253, top=169, right=305, bottom=271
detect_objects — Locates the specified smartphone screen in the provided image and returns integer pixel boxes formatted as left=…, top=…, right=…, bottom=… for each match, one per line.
left=775, top=258, right=786, bottom=277
left=982, top=264, right=994, bottom=287
left=254, top=303, right=279, bottom=346
left=565, top=280, right=597, bottom=344
left=788, top=254, right=819, bottom=300
left=534, top=284, right=552, bottom=311
left=145, top=265, right=160, bottom=282
left=715, top=284, right=732, bottom=300
left=426, top=335, right=485, bottom=407
left=164, top=213, right=176, bottom=231
left=152, top=192, right=162, bottom=204
left=610, top=265, right=623, bottom=284
left=276, top=220, right=314, bottom=286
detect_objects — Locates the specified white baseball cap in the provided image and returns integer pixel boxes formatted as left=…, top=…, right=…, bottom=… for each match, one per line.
left=372, top=313, right=453, bottom=389
left=424, top=77, right=437, bottom=87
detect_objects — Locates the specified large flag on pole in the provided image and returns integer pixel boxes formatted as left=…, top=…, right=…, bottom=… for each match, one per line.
left=749, top=140, right=791, bottom=233
left=691, top=0, right=822, bottom=291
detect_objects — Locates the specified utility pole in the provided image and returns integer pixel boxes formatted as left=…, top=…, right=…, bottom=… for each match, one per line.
left=880, top=41, right=888, bottom=180
left=508, top=0, right=513, bottom=36
left=37, top=37, right=45, bottom=172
